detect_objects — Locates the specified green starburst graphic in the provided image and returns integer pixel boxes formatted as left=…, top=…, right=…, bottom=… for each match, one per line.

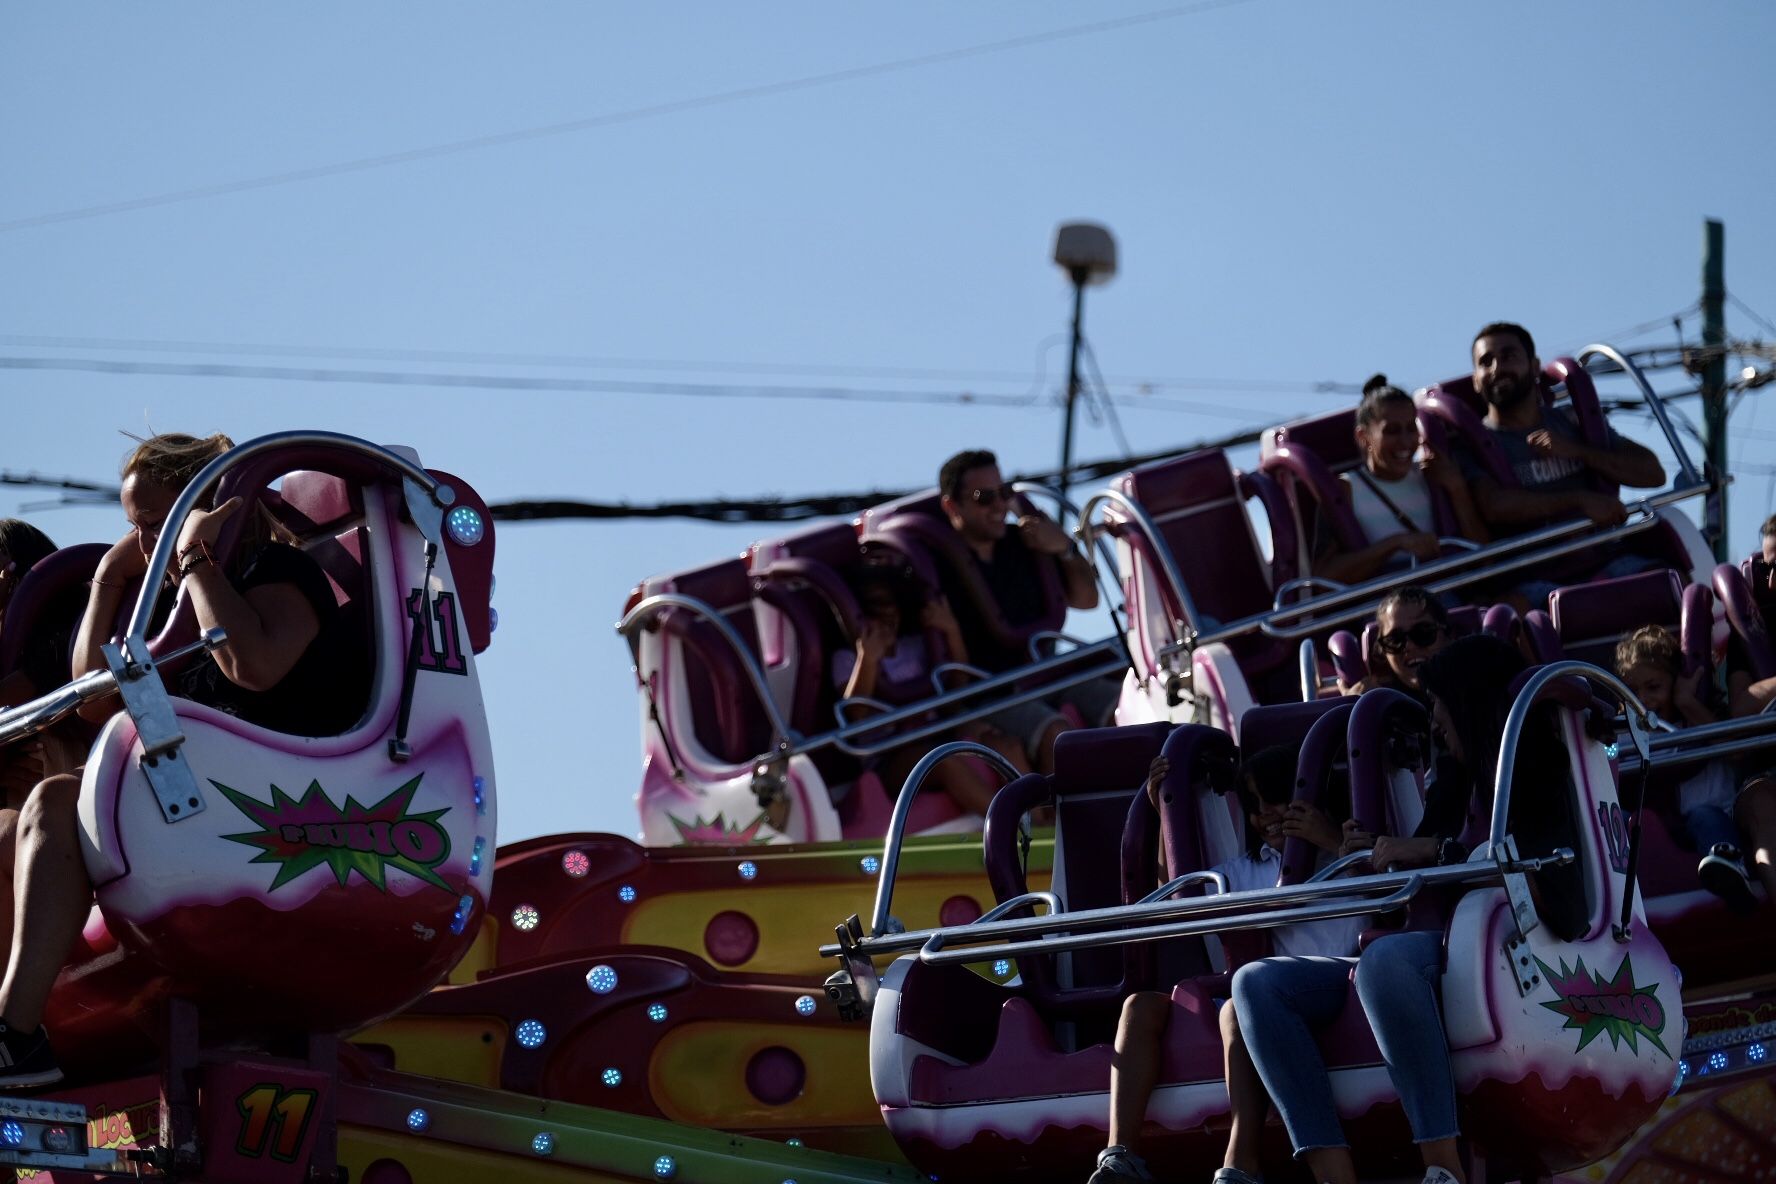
left=1533, top=952, right=1670, bottom=1058
left=217, top=774, right=454, bottom=894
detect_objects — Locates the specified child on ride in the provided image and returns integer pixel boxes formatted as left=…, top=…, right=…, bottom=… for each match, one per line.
left=1090, top=746, right=1358, bottom=1184
left=1615, top=625, right=1756, bottom=909
left=831, top=568, right=996, bottom=816
left=0, top=520, right=67, bottom=805
left=0, top=432, right=362, bottom=1088
left=1248, top=635, right=1583, bottom=1184
left=1311, top=377, right=1489, bottom=586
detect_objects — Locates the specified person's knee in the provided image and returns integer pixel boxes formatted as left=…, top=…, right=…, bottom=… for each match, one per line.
left=1118, top=990, right=1171, bottom=1041
left=19, top=774, right=80, bottom=839
left=1230, top=960, right=1277, bottom=1011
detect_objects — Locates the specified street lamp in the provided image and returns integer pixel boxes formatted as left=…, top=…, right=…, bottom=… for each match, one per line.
left=1052, top=222, right=1117, bottom=509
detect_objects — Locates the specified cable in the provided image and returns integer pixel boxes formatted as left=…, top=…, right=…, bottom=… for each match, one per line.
left=0, top=0, right=1258, bottom=235
left=0, top=354, right=1295, bottom=421
left=1729, top=294, right=1776, bottom=339
left=0, top=330, right=1360, bottom=399
left=1079, top=334, right=1133, bottom=457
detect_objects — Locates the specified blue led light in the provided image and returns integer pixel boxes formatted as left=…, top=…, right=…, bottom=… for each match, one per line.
left=786, top=1137, right=803, bottom=1147
left=586, top=964, right=619, bottom=994
left=1752, top=1042, right=1768, bottom=1062
left=738, top=860, right=758, bottom=881
left=1605, top=742, right=1620, bottom=760
left=450, top=894, right=475, bottom=935
left=446, top=505, right=486, bottom=547
left=470, top=836, right=485, bottom=877
left=532, top=1132, right=555, bottom=1156
left=602, top=1067, right=623, bottom=1087
left=795, top=994, right=817, bottom=1017
left=489, top=606, right=499, bottom=633
left=860, top=855, right=880, bottom=875
left=654, top=1155, right=678, bottom=1178
left=1709, top=1050, right=1730, bottom=1072
left=648, top=1003, right=668, bottom=1023
left=515, top=1019, right=547, bottom=1048
left=473, top=776, right=487, bottom=814
left=406, top=1108, right=431, bottom=1133
left=1, top=1121, right=22, bottom=1148
left=618, top=884, right=638, bottom=903
left=993, top=959, right=1012, bottom=978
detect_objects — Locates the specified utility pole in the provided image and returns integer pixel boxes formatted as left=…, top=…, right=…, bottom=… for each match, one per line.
left=1701, top=219, right=1728, bottom=562
left=1059, top=277, right=1087, bottom=509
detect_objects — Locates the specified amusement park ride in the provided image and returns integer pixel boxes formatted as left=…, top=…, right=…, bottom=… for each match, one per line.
left=0, top=342, right=1771, bottom=1183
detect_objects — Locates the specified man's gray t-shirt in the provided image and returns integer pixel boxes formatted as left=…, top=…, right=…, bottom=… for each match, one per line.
left=1452, top=406, right=1628, bottom=495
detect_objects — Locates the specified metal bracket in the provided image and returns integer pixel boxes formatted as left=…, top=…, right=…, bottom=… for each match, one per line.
left=1504, top=928, right=1542, bottom=997
left=404, top=476, right=452, bottom=546
left=825, top=915, right=880, bottom=1021
left=0, top=1097, right=115, bottom=1172
left=1497, top=836, right=1541, bottom=944
left=103, top=633, right=221, bottom=825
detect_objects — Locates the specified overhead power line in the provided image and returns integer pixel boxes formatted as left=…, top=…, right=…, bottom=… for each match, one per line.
left=0, top=0, right=1257, bottom=235
left=0, top=332, right=1361, bottom=398
left=0, top=354, right=1311, bottom=422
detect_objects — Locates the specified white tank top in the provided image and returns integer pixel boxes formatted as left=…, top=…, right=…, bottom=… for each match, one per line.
left=1348, top=466, right=1435, bottom=542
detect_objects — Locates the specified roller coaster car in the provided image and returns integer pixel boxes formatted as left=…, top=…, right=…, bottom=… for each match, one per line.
left=27, top=436, right=498, bottom=1076
left=861, top=677, right=1679, bottom=1183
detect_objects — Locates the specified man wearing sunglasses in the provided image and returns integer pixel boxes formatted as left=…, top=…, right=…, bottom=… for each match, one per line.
left=935, top=450, right=1110, bottom=775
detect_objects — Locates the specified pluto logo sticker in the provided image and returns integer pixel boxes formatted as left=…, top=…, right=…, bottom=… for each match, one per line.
left=1534, top=952, right=1670, bottom=1058
left=218, top=774, right=453, bottom=894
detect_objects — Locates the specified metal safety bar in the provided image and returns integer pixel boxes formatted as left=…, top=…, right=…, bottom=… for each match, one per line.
left=1274, top=576, right=1349, bottom=610
left=1078, top=488, right=1198, bottom=638
left=1298, top=638, right=1320, bottom=702
left=919, top=891, right=1062, bottom=959
left=618, top=592, right=799, bottom=749
left=1579, top=344, right=1703, bottom=488
left=832, top=856, right=1515, bottom=961
left=0, top=629, right=228, bottom=750
left=1615, top=710, right=1776, bottom=776
left=869, top=741, right=1023, bottom=936
left=618, top=590, right=1127, bottom=765
left=1012, top=480, right=1123, bottom=580
left=127, top=431, right=448, bottom=647
left=920, top=875, right=1426, bottom=966
left=1137, top=868, right=1229, bottom=904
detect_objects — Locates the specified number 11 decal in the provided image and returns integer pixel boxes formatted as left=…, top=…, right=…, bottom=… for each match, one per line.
left=406, top=587, right=469, bottom=676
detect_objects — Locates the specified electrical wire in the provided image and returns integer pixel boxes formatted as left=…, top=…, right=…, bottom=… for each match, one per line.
left=0, top=0, right=1258, bottom=235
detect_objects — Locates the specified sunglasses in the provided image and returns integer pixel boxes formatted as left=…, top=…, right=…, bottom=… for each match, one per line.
left=1377, top=621, right=1443, bottom=654
left=966, top=484, right=1015, bottom=506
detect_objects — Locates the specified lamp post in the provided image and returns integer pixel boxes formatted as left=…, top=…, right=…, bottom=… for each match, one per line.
left=1052, top=222, right=1117, bottom=513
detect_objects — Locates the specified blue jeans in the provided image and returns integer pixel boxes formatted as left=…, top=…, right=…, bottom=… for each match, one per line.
left=1234, top=933, right=1460, bottom=1155
left=1231, top=956, right=1356, bottom=1153
left=1356, top=932, right=1460, bottom=1144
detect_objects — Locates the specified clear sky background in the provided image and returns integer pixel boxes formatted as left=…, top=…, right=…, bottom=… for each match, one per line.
left=4, top=2, right=1774, bottom=844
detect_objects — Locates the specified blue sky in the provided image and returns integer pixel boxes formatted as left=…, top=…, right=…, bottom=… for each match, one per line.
left=4, top=2, right=1773, bottom=842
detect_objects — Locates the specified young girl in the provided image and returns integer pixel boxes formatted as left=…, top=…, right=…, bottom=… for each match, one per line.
left=1091, top=746, right=1354, bottom=1184
left=831, top=569, right=995, bottom=817
left=1313, top=377, right=1489, bottom=585
left=1351, top=585, right=1452, bottom=698
left=1616, top=625, right=1755, bottom=909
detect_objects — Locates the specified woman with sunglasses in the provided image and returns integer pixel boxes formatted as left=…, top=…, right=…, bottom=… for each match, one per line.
left=1354, top=585, right=1451, bottom=698
left=1313, top=377, right=1489, bottom=586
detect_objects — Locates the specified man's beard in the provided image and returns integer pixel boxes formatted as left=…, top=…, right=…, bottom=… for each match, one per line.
left=1483, top=375, right=1534, bottom=409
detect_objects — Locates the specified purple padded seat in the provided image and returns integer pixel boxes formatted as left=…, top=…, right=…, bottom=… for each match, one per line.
left=633, top=557, right=772, bottom=767
left=981, top=723, right=1179, bottom=1024
left=748, top=522, right=865, bottom=737
left=1114, top=450, right=1294, bottom=692
left=1548, top=568, right=1686, bottom=670
left=1717, top=562, right=1776, bottom=680
left=0, top=543, right=106, bottom=690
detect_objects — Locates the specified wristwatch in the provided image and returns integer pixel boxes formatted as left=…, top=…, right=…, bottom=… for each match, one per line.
left=1435, top=836, right=1465, bottom=866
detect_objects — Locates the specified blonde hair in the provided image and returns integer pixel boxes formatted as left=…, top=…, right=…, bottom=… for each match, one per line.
left=120, top=432, right=234, bottom=494
left=1615, top=624, right=1680, bottom=678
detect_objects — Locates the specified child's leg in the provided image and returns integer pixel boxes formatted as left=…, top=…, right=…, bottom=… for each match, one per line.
left=1735, top=778, right=1776, bottom=900
left=0, top=774, right=90, bottom=1031
left=1688, top=804, right=1740, bottom=853
left=1219, top=1000, right=1265, bottom=1174
left=1107, top=991, right=1172, bottom=1152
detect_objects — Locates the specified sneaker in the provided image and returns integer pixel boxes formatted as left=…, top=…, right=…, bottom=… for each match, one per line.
left=1211, top=1169, right=1263, bottom=1184
left=1699, top=844, right=1759, bottom=914
left=1088, top=1145, right=1155, bottom=1183
left=0, top=1022, right=61, bottom=1090
left=1422, top=1169, right=1461, bottom=1184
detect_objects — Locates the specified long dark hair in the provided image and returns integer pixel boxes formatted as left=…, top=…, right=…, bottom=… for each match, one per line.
left=0, top=519, right=57, bottom=576
left=1420, top=634, right=1526, bottom=793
